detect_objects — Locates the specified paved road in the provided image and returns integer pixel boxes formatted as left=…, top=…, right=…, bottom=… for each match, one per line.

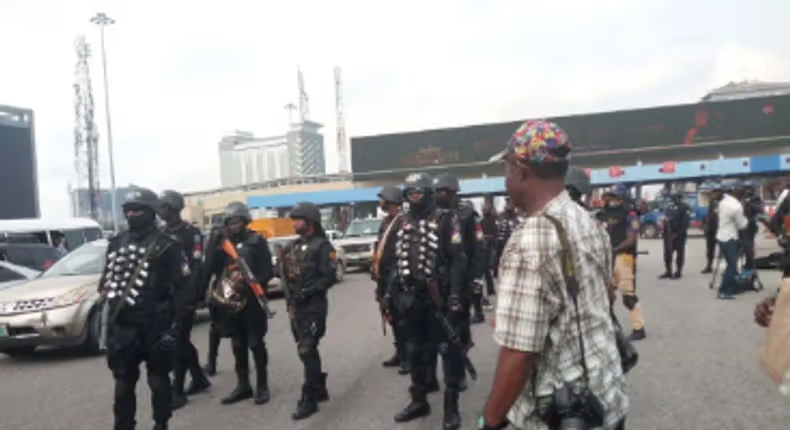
left=1, top=238, right=788, bottom=429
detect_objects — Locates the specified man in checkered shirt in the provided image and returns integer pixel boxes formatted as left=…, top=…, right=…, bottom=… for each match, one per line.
left=478, top=120, right=628, bottom=430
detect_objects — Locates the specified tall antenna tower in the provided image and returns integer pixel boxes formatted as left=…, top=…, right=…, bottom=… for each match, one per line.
left=73, top=36, right=101, bottom=221
left=334, top=66, right=349, bottom=173
left=298, top=66, right=310, bottom=122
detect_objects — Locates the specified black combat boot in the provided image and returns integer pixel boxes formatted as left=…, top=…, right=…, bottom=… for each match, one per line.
left=382, top=347, right=401, bottom=368
left=171, top=392, right=188, bottom=411
left=443, top=389, right=461, bottom=430
left=292, top=387, right=319, bottom=420
left=221, top=370, right=253, bottom=405
left=153, top=423, right=168, bottom=430
left=672, top=270, right=682, bottom=279
left=185, top=375, right=210, bottom=396
left=658, top=271, right=672, bottom=279
left=254, top=368, right=270, bottom=405
left=315, top=372, right=329, bottom=402
left=394, top=387, right=431, bottom=423
left=701, top=265, right=713, bottom=274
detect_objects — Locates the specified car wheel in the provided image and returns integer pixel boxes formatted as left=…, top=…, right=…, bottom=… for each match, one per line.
left=335, top=260, right=345, bottom=283
left=82, top=308, right=103, bottom=354
left=1, top=346, right=36, bottom=357
left=641, top=223, right=658, bottom=239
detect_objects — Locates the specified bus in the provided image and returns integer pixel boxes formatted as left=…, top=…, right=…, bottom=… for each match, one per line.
left=0, top=218, right=103, bottom=251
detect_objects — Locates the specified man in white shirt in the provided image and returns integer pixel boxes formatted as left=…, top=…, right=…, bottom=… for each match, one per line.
left=716, top=182, right=748, bottom=300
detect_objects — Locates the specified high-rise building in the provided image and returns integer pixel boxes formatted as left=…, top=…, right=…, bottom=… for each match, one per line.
left=0, top=105, right=39, bottom=219
left=219, top=122, right=325, bottom=188
left=70, top=185, right=138, bottom=230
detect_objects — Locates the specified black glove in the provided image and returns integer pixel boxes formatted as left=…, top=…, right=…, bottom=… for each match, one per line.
left=448, top=294, right=463, bottom=313
left=156, top=328, right=178, bottom=351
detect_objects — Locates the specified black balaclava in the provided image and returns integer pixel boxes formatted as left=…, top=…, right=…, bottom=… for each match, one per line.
left=126, top=207, right=156, bottom=233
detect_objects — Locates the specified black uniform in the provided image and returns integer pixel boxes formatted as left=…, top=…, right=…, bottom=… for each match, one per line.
left=480, top=214, right=497, bottom=296
left=375, top=211, right=408, bottom=374
left=203, top=229, right=230, bottom=377
left=101, top=227, right=192, bottom=430
left=282, top=231, right=335, bottom=419
left=742, top=194, right=764, bottom=271
left=661, top=198, right=691, bottom=278
left=202, top=227, right=273, bottom=405
left=457, top=201, right=486, bottom=323
left=162, top=221, right=209, bottom=402
left=388, top=202, right=467, bottom=429
left=494, top=213, right=518, bottom=276
left=702, top=197, right=721, bottom=272
left=769, top=195, right=790, bottom=277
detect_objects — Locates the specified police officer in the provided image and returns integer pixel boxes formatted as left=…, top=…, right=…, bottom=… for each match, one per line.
left=564, top=165, right=592, bottom=208
left=601, top=184, right=647, bottom=340
left=479, top=201, right=498, bottom=300
left=387, top=173, right=467, bottom=430
left=100, top=188, right=192, bottom=430
left=156, top=190, right=211, bottom=410
left=282, top=202, right=335, bottom=420
left=741, top=179, right=764, bottom=272
left=701, top=182, right=723, bottom=274
left=660, top=190, right=691, bottom=279
left=494, top=198, right=519, bottom=276
left=374, top=185, right=409, bottom=375
left=200, top=202, right=273, bottom=406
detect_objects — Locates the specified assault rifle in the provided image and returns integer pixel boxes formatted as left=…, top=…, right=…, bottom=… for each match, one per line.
left=220, top=239, right=276, bottom=318
left=426, top=279, right=478, bottom=380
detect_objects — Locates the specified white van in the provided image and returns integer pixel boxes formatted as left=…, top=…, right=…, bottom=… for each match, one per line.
left=0, top=218, right=103, bottom=251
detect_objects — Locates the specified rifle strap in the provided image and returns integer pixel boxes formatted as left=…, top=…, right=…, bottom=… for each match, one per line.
left=374, top=213, right=403, bottom=278
left=109, top=233, right=164, bottom=325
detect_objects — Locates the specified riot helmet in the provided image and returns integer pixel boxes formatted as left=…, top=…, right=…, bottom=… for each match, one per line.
left=289, top=202, right=322, bottom=224
left=433, top=174, right=460, bottom=193
left=402, top=173, right=433, bottom=210
left=378, top=185, right=403, bottom=205
left=122, top=187, right=159, bottom=231
left=159, top=190, right=185, bottom=212
left=224, top=201, right=252, bottom=224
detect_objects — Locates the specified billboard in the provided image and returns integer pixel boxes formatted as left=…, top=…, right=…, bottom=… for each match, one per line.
left=351, top=94, right=790, bottom=174
left=0, top=106, right=38, bottom=219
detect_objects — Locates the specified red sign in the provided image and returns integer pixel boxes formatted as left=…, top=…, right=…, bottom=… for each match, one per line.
left=608, top=166, right=624, bottom=178
left=584, top=168, right=592, bottom=177
left=660, top=161, right=676, bottom=174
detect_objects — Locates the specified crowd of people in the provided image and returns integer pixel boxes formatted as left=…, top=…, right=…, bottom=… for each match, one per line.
left=96, top=118, right=790, bottom=430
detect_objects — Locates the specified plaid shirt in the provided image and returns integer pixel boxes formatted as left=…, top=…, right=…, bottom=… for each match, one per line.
left=494, top=191, right=629, bottom=430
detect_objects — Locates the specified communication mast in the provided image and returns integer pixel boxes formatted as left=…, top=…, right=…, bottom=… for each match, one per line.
left=334, top=66, right=349, bottom=173
left=73, top=36, right=101, bottom=220
left=298, top=66, right=310, bottom=122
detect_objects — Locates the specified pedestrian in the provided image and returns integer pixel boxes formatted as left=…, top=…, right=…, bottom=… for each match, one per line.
left=386, top=172, right=467, bottom=430
left=100, top=188, right=193, bottom=430
left=282, top=202, right=335, bottom=420
left=53, top=233, right=69, bottom=257
left=600, top=184, right=647, bottom=341
left=373, top=185, right=409, bottom=376
left=480, top=201, right=498, bottom=303
left=479, top=120, right=627, bottom=430
left=494, top=198, right=519, bottom=277
left=740, top=179, right=764, bottom=272
left=201, top=202, right=273, bottom=405
left=716, top=183, right=748, bottom=300
left=659, top=190, right=690, bottom=279
left=701, top=181, right=723, bottom=274
left=157, top=190, right=211, bottom=410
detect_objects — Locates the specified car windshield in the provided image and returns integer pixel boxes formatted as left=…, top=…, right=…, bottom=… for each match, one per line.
left=41, top=242, right=106, bottom=278
left=343, top=219, right=381, bottom=238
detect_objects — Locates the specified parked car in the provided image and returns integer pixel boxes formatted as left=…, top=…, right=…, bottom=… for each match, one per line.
left=0, top=261, right=40, bottom=290
left=640, top=193, right=708, bottom=239
left=266, top=235, right=346, bottom=296
left=0, top=240, right=106, bottom=356
left=334, top=218, right=383, bottom=270
left=0, top=242, right=62, bottom=272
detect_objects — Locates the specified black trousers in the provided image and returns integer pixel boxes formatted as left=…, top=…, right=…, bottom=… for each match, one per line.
left=378, top=276, right=407, bottom=362
left=229, top=306, right=269, bottom=375
left=402, top=300, right=464, bottom=401
left=107, top=325, right=173, bottom=430
left=291, top=312, right=327, bottom=400
left=663, top=234, right=687, bottom=273
left=742, top=229, right=757, bottom=271
left=173, top=309, right=202, bottom=395
left=704, top=232, right=717, bottom=268
left=482, top=246, right=496, bottom=295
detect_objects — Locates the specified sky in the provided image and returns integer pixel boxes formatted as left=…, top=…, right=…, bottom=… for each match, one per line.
left=1, top=0, right=789, bottom=218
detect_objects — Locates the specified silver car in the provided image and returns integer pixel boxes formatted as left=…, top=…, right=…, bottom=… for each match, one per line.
left=0, top=240, right=106, bottom=356
left=0, top=261, right=40, bottom=290
left=334, top=218, right=382, bottom=270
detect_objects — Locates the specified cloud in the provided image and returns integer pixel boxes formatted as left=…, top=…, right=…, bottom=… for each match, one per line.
left=1, top=0, right=789, bottom=219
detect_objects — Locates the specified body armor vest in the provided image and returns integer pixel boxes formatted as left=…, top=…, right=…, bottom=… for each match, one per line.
left=102, top=237, right=162, bottom=311
left=395, top=213, right=441, bottom=285
left=498, top=216, right=517, bottom=243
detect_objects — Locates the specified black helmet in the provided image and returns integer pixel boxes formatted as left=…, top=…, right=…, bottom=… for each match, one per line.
left=290, top=202, right=321, bottom=224
left=122, top=187, right=159, bottom=211
left=433, top=174, right=460, bottom=193
left=564, top=166, right=591, bottom=195
left=224, top=201, right=251, bottom=223
left=378, top=185, right=403, bottom=204
left=403, top=173, right=433, bottom=196
left=158, top=190, right=185, bottom=212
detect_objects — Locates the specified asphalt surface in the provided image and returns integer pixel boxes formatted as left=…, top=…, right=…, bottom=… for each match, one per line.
left=1, top=238, right=789, bottom=429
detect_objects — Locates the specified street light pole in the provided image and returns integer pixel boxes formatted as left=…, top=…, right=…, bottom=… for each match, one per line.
left=90, top=12, right=119, bottom=233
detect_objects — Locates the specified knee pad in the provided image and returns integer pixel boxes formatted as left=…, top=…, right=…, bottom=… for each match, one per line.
left=298, top=338, right=317, bottom=359
left=622, top=295, right=639, bottom=310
